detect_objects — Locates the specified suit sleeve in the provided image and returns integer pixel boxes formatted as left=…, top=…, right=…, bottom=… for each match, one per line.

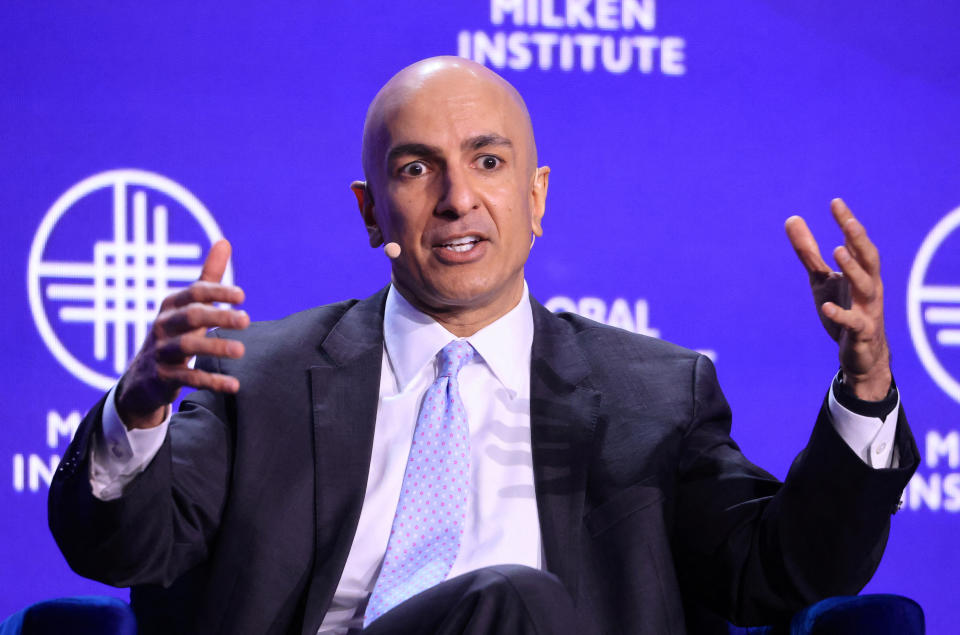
left=48, top=355, right=234, bottom=588
left=672, top=355, right=918, bottom=625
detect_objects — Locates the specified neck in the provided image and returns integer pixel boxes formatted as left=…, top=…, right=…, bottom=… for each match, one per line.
left=393, top=277, right=525, bottom=338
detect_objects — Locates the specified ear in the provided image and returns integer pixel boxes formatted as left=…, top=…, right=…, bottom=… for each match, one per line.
left=530, top=166, right=550, bottom=237
left=351, top=180, right=384, bottom=247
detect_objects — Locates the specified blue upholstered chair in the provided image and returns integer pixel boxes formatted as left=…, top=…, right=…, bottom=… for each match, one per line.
left=0, top=596, right=136, bottom=635
left=728, top=594, right=925, bottom=635
left=0, top=593, right=924, bottom=634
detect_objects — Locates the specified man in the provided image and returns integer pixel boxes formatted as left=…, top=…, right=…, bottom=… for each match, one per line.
left=50, top=56, right=916, bottom=634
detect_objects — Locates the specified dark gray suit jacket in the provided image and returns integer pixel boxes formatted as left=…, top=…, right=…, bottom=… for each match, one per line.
left=49, top=287, right=918, bottom=634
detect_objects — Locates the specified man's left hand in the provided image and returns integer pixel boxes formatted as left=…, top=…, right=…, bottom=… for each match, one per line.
left=785, top=198, right=892, bottom=401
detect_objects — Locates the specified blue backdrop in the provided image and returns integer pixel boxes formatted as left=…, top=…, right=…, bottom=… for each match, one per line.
left=2, top=2, right=959, bottom=631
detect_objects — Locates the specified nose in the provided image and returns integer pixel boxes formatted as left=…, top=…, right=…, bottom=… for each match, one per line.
left=436, top=164, right=479, bottom=218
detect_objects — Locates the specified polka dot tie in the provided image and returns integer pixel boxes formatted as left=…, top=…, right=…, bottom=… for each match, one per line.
left=363, top=340, right=475, bottom=627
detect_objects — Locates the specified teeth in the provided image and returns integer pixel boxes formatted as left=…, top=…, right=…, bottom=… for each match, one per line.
left=442, top=237, right=480, bottom=252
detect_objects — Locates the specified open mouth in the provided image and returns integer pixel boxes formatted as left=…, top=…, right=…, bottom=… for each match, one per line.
left=439, top=236, right=482, bottom=253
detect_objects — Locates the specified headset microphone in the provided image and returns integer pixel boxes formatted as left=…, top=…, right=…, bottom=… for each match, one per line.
left=384, top=242, right=402, bottom=259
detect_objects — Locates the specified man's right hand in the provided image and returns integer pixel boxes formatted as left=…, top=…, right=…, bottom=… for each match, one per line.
left=116, top=239, right=250, bottom=429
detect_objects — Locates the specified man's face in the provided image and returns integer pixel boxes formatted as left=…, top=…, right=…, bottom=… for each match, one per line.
left=360, top=69, right=548, bottom=319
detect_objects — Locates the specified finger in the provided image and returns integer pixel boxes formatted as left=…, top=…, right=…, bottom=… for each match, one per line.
left=833, top=246, right=876, bottom=302
left=199, top=239, right=232, bottom=283
left=785, top=215, right=832, bottom=275
left=821, top=302, right=867, bottom=334
left=829, top=197, right=855, bottom=230
left=840, top=217, right=881, bottom=276
left=830, top=198, right=862, bottom=261
left=157, top=365, right=240, bottom=393
left=162, top=281, right=245, bottom=309
left=158, top=304, right=250, bottom=336
left=155, top=333, right=245, bottom=363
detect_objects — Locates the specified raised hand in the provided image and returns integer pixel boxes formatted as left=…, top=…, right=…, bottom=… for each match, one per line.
left=116, top=239, right=250, bottom=428
left=785, top=198, right=892, bottom=401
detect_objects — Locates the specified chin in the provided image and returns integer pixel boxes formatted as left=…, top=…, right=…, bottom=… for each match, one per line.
left=422, top=274, right=521, bottom=312
left=428, top=284, right=496, bottom=309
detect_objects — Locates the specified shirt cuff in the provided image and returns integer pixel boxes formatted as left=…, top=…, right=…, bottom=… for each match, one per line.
left=89, top=383, right=170, bottom=500
left=827, top=371, right=900, bottom=469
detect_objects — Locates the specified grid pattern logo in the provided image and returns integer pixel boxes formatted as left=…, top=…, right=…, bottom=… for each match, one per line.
left=28, top=169, right=231, bottom=390
left=908, top=204, right=960, bottom=403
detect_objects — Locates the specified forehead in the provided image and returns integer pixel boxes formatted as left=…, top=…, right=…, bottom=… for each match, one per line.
left=381, top=76, right=525, bottom=151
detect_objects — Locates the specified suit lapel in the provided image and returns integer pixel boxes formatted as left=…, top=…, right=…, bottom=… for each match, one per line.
left=529, top=297, right=599, bottom=603
left=299, top=289, right=598, bottom=631
left=301, top=288, right=388, bottom=635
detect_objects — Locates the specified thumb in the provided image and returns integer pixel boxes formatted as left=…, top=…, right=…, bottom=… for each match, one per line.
left=200, top=239, right=232, bottom=283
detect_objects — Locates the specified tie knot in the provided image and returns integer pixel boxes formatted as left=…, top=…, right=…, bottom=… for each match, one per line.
left=437, top=340, right=474, bottom=378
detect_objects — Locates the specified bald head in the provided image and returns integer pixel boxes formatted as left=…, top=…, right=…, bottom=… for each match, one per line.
left=361, top=56, right=538, bottom=190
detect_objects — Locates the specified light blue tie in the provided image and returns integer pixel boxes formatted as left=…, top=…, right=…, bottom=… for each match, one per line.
left=363, top=339, right=475, bottom=626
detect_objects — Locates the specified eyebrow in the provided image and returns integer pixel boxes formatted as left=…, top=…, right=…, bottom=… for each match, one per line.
left=387, top=143, right=441, bottom=163
left=387, top=134, right=514, bottom=163
left=464, top=134, right=513, bottom=152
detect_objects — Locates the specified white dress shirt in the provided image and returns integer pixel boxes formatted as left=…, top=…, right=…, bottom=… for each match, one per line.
left=89, top=283, right=900, bottom=633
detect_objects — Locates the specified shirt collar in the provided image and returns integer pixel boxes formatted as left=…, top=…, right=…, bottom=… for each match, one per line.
left=383, top=283, right=534, bottom=396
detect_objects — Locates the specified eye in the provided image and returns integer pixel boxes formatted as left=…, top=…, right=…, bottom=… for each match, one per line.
left=478, top=155, right=502, bottom=170
left=399, top=161, right=429, bottom=177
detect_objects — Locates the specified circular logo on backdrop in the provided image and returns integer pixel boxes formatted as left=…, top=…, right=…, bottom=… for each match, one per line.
left=907, top=204, right=960, bottom=404
left=27, top=169, right=231, bottom=390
